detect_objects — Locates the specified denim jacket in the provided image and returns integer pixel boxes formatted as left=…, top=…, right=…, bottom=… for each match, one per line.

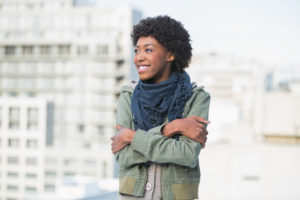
left=116, top=83, right=210, bottom=200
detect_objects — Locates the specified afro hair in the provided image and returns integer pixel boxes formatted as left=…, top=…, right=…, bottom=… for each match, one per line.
left=131, top=15, right=192, bottom=72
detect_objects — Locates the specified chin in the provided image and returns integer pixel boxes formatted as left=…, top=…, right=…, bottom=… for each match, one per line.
left=139, top=74, right=152, bottom=81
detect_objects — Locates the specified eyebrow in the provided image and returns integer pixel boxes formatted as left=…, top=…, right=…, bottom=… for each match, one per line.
left=135, top=44, right=155, bottom=48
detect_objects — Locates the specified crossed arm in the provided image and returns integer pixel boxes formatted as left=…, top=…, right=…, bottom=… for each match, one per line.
left=111, top=115, right=209, bottom=154
left=112, top=89, right=210, bottom=168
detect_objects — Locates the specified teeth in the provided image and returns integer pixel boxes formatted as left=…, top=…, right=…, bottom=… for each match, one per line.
left=139, top=66, right=149, bottom=70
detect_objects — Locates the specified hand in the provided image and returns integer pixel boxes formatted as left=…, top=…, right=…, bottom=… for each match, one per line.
left=111, top=125, right=135, bottom=154
left=162, top=115, right=210, bottom=147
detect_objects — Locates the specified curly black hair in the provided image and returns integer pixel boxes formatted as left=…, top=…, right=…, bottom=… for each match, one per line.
left=131, top=15, right=192, bottom=72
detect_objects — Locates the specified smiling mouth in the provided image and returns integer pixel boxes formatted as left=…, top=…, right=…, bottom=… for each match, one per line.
left=137, top=65, right=150, bottom=73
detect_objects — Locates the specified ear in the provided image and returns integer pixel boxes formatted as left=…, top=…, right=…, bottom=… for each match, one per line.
left=167, top=53, right=175, bottom=62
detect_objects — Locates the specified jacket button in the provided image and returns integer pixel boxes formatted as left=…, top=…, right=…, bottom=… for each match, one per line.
left=146, top=182, right=152, bottom=191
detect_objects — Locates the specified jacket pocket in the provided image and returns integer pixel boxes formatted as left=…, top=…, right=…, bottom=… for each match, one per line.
left=119, top=176, right=136, bottom=194
left=172, top=183, right=199, bottom=199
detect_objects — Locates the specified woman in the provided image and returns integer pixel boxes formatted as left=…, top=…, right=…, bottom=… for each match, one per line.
left=111, top=16, right=210, bottom=200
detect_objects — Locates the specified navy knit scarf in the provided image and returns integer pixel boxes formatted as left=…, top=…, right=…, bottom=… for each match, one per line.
left=131, top=71, right=193, bottom=131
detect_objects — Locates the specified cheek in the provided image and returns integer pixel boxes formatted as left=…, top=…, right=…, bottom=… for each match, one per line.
left=151, top=55, right=166, bottom=67
left=133, top=55, right=137, bottom=63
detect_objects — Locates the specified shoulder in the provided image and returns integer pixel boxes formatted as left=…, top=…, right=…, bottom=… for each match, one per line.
left=191, top=82, right=210, bottom=98
left=118, top=81, right=138, bottom=106
left=182, top=82, right=210, bottom=118
left=120, top=81, right=137, bottom=94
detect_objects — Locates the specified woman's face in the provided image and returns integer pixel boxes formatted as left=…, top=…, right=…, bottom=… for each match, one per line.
left=134, top=36, right=174, bottom=84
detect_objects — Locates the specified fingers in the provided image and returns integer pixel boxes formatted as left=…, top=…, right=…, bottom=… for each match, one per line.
left=111, top=142, right=117, bottom=154
left=112, top=148, right=117, bottom=155
left=196, top=134, right=207, bottom=147
left=193, top=128, right=208, bottom=147
left=202, top=128, right=208, bottom=136
left=189, top=115, right=210, bottom=125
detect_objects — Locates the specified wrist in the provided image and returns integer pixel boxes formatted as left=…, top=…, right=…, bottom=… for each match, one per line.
left=163, top=120, right=180, bottom=137
left=125, top=130, right=135, bottom=144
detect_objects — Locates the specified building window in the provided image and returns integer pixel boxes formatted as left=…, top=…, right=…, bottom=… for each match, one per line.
left=44, top=184, right=55, bottom=192
left=27, top=92, right=36, bottom=97
left=40, top=45, right=51, bottom=55
left=78, top=124, right=84, bottom=133
left=26, top=139, right=38, bottom=148
left=22, top=45, right=34, bottom=55
left=9, top=107, right=20, bottom=130
left=9, top=92, right=18, bottom=97
left=7, top=156, right=19, bottom=164
left=5, top=46, right=16, bottom=55
left=84, top=143, right=90, bottom=149
left=77, top=45, right=88, bottom=55
left=45, top=171, right=56, bottom=178
left=25, top=186, right=37, bottom=193
left=4, top=62, right=18, bottom=74
left=25, top=173, right=37, bottom=179
left=64, top=158, right=76, bottom=166
left=63, top=172, right=75, bottom=177
left=58, top=45, right=70, bottom=55
left=7, top=185, right=18, bottom=192
left=7, top=172, right=19, bottom=178
left=97, top=125, right=104, bottom=136
left=26, top=157, right=37, bottom=166
left=23, top=77, right=35, bottom=89
left=97, top=45, right=108, bottom=55
left=23, top=62, right=36, bottom=74
left=8, top=138, right=19, bottom=148
left=27, top=108, right=38, bottom=130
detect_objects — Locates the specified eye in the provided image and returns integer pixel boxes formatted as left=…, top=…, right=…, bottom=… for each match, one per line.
left=145, top=48, right=152, bottom=53
left=134, top=49, right=139, bottom=54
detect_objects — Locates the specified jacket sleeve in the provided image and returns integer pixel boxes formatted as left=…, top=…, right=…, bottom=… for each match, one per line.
left=130, top=90, right=210, bottom=168
left=115, top=89, right=150, bottom=168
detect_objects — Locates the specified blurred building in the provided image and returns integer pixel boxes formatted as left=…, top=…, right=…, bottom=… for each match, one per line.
left=0, top=0, right=141, bottom=199
left=0, top=0, right=141, bottom=147
left=260, top=80, right=300, bottom=142
left=0, top=98, right=54, bottom=200
left=188, top=53, right=300, bottom=200
left=0, top=98, right=112, bottom=199
left=187, top=52, right=265, bottom=142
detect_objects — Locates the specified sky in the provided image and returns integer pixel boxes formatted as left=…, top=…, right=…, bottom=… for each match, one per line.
left=98, top=0, right=300, bottom=67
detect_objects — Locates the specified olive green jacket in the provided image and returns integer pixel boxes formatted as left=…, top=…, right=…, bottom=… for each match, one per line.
left=116, top=83, right=210, bottom=200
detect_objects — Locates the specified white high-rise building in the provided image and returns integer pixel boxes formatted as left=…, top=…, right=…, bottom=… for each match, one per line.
left=0, top=98, right=54, bottom=200
left=0, top=0, right=141, bottom=148
left=187, top=52, right=265, bottom=142
left=0, top=0, right=142, bottom=199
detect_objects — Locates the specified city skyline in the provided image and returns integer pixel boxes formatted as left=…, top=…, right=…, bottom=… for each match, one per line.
left=98, top=0, right=300, bottom=66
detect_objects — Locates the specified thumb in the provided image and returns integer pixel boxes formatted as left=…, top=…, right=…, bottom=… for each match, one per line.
left=194, top=116, right=211, bottom=124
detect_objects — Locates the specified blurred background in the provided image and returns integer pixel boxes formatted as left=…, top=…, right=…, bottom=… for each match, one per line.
left=0, top=0, right=299, bottom=199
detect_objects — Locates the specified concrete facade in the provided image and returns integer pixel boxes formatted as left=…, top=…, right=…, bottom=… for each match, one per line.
left=0, top=98, right=53, bottom=200
left=0, top=0, right=141, bottom=199
left=188, top=53, right=300, bottom=199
